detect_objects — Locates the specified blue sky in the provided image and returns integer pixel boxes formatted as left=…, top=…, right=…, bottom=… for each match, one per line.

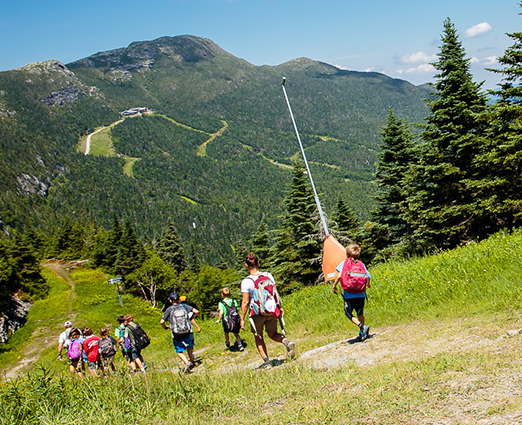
left=0, top=0, right=520, bottom=89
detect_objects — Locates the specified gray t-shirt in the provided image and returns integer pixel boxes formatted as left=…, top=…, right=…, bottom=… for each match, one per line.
left=162, top=303, right=194, bottom=337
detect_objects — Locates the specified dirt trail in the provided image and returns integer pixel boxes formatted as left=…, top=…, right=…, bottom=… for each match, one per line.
left=4, top=261, right=78, bottom=379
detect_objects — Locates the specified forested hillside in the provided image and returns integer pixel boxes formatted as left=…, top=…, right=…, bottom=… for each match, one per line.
left=0, top=35, right=431, bottom=264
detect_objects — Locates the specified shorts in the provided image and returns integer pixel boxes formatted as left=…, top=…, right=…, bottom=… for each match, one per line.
left=123, top=350, right=132, bottom=361
left=88, top=359, right=102, bottom=370
left=130, top=347, right=142, bottom=360
left=67, top=356, right=82, bottom=367
left=249, top=315, right=278, bottom=335
left=102, top=355, right=115, bottom=367
left=172, top=333, right=195, bottom=353
left=343, top=297, right=365, bottom=319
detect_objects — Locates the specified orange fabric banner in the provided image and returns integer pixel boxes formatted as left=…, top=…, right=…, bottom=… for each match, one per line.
left=322, top=234, right=347, bottom=282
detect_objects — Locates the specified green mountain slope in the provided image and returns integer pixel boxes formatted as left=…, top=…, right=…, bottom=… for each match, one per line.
left=0, top=35, right=431, bottom=262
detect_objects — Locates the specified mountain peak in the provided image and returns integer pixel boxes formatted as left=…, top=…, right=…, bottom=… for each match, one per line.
left=68, top=35, right=231, bottom=71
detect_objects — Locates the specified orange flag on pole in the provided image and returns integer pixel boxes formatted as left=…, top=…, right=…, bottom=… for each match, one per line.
left=322, top=234, right=347, bottom=282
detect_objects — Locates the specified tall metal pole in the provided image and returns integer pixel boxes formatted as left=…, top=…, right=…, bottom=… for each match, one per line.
left=281, top=77, right=329, bottom=237
left=193, top=221, right=202, bottom=314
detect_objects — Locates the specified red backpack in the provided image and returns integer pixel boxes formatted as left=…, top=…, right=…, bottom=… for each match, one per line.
left=249, top=274, right=282, bottom=318
left=340, top=258, right=368, bottom=293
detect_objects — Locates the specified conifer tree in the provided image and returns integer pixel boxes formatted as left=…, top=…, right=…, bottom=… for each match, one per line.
left=157, top=218, right=187, bottom=272
left=373, top=110, right=416, bottom=244
left=471, top=4, right=522, bottom=231
left=114, top=220, right=144, bottom=276
left=103, top=215, right=122, bottom=270
left=402, top=18, right=487, bottom=249
left=270, top=160, right=322, bottom=293
left=250, top=222, right=271, bottom=267
left=234, top=239, right=248, bottom=272
left=335, top=195, right=361, bottom=237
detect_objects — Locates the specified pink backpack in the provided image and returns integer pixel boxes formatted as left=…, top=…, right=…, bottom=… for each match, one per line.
left=340, top=258, right=368, bottom=293
left=249, top=275, right=282, bottom=318
left=67, top=339, right=81, bottom=361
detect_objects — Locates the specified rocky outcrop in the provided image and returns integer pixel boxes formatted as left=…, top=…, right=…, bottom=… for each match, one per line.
left=16, top=174, right=51, bottom=197
left=0, top=296, right=32, bottom=344
left=43, top=85, right=85, bottom=106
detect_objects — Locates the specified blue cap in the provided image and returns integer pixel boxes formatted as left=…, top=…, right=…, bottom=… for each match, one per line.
left=168, top=292, right=180, bottom=302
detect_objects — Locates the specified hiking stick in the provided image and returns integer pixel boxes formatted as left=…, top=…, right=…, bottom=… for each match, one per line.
left=279, top=315, right=286, bottom=336
left=248, top=316, right=259, bottom=336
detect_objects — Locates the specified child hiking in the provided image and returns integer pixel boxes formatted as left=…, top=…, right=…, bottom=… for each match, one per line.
left=64, top=327, right=83, bottom=379
left=216, top=287, right=244, bottom=351
left=240, top=253, right=295, bottom=369
left=99, top=327, right=118, bottom=374
left=123, top=314, right=149, bottom=373
left=161, top=292, right=199, bottom=373
left=82, top=327, right=105, bottom=377
left=332, top=244, right=371, bottom=341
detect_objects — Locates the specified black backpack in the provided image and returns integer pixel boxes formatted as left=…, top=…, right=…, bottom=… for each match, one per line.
left=221, top=300, right=241, bottom=334
left=130, top=322, right=150, bottom=351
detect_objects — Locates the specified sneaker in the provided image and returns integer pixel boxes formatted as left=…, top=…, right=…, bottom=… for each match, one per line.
left=183, top=362, right=194, bottom=373
left=225, top=343, right=231, bottom=350
left=258, top=360, right=273, bottom=370
left=285, top=341, right=296, bottom=360
left=238, top=345, right=245, bottom=352
left=361, top=325, right=370, bottom=341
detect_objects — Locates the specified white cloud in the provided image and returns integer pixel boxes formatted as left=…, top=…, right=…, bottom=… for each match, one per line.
left=400, top=51, right=437, bottom=64
left=464, top=22, right=492, bottom=38
left=363, top=67, right=376, bottom=72
left=334, top=64, right=350, bottom=70
left=396, top=63, right=435, bottom=75
left=470, top=57, right=481, bottom=64
left=483, top=56, right=497, bottom=65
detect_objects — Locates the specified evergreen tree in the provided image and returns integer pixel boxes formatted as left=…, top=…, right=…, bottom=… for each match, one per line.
left=335, top=195, right=361, bottom=238
left=402, top=18, right=487, bottom=249
left=114, top=220, right=144, bottom=276
left=103, top=214, right=123, bottom=270
left=250, top=222, right=271, bottom=267
left=373, top=110, right=416, bottom=245
left=233, top=239, right=249, bottom=272
left=189, top=240, right=200, bottom=274
left=471, top=4, right=522, bottom=232
left=157, top=218, right=187, bottom=272
left=270, top=160, right=322, bottom=293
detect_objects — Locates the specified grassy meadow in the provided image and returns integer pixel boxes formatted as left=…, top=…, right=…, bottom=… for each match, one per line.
left=1, top=230, right=522, bottom=424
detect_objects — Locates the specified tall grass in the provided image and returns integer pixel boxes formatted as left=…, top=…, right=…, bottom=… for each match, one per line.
left=1, top=230, right=522, bottom=423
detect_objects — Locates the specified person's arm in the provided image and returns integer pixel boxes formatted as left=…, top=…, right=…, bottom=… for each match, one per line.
left=216, top=302, right=224, bottom=324
left=240, top=292, right=250, bottom=331
left=191, top=318, right=201, bottom=333
left=332, top=276, right=340, bottom=295
left=160, top=317, right=169, bottom=330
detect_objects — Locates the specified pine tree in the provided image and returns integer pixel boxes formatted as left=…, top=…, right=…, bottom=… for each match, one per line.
left=250, top=222, right=271, bottom=267
left=114, top=220, right=144, bottom=276
left=270, top=160, right=322, bottom=293
left=335, top=195, right=361, bottom=237
left=233, top=239, right=249, bottom=272
left=373, top=110, right=416, bottom=244
left=471, top=4, right=522, bottom=231
left=157, top=218, right=187, bottom=272
left=402, top=18, right=487, bottom=249
left=103, top=215, right=122, bottom=270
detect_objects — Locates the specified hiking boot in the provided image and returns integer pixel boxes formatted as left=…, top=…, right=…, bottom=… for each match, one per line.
left=285, top=341, right=296, bottom=360
left=225, top=343, right=231, bottom=350
left=238, top=345, right=245, bottom=352
left=258, top=360, right=273, bottom=370
left=183, top=362, right=194, bottom=373
left=361, top=325, right=370, bottom=341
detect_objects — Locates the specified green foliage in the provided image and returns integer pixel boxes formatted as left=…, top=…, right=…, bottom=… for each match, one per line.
left=157, top=218, right=187, bottom=272
left=401, top=18, right=488, bottom=251
left=270, top=160, right=322, bottom=293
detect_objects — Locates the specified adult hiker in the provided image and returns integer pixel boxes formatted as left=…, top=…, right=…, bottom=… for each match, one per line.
left=160, top=292, right=199, bottom=373
left=240, top=253, right=295, bottom=369
left=57, top=320, right=73, bottom=361
left=215, top=287, right=244, bottom=351
left=332, top=244, right=371, bottom=341
left=123, top=314, right=148, bottom=373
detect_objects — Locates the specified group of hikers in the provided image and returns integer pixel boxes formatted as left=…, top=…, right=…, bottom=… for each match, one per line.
left=57, top=245, right=371, bottom=375
left=57, top=314, right=150, bottom=378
